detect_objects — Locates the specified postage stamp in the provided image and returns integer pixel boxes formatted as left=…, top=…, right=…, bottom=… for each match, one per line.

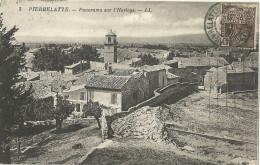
left=221, top=3, right=258, bottom=49
left=205, top=3, right=258, bottom=49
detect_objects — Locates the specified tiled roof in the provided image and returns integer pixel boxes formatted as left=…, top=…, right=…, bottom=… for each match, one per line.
left=85, top=75, right=131, bottom=90
left=18, top=81, right=56, bottom=99
left=168, top=68, right=197, bottom=83
left=209, top=66, right=255, bottom=73
left=117, top=49, right=142, bottom=61
left=140, top=65, right=166, bottom=71
left=64, top=61, right=88, bottom=69
left=119, top=58, right=141, bottom=65
left=63, top=84, right=86, bottom=93
left=19, top=72, right=40, bottom=81
left=73, top=72, right=96, bottom=85
left=164, top=57, right=229, bottom=67
left=111, top=68, right=144, bottom=78
left=112, top=68, right=136, bottom=76
left=131, top=72, right=143, bottom=78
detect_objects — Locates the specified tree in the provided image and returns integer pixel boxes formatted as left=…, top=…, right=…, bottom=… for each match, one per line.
left=53, top=95, right=74, bottom=131
left=19, top=97, right=54, bottom=123
left=138, top=53, right=159, bottom=66
left=32, top=44, right=100, bottom=72
left=142, top=44, right=169, bottom=50
left=71, top=44, right=100, bottom=62
left=32, top=46, right=72, bottom=72
left=33, top=97, right=54, bottom=121
left=0, top=13, right=33, bottom=163
left=82, top=100, right=104, bottom=129
left=166, top=51, right=175, bottom=60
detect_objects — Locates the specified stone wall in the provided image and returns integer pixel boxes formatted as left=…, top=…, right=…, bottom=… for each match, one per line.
left=103, top=82, right=198, bottom=138
left=121, top=77, right=150, bottom=111
left=111, top=106, right=170, bottom=140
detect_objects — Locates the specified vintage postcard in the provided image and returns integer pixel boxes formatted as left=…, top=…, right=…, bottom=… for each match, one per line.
left=0, top=0, right=259, bottom=164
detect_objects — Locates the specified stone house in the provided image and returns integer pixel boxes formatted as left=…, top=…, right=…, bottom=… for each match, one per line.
left=117, top=48, right=142, bottom=62
left=141, top=65, right=168, bottom=96
left=64, top=61, right=90, bottom=75
left=164, top=57, right=229, bottom=69
left=119, top=58, right=142, bottom=68
left=85, top=74, right=149, bottom=111
left=168, top=68, right=198, bottom=83
left=204, top=66, right=257, bottom=93
left=62, top=84, right=87, bottom=115
left=165, top=57, right=229, bottom=85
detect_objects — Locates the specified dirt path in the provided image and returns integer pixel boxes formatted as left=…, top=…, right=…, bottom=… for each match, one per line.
left=83, top=138, right=217, bottom=165
left=12, top=122, right=103, bottom=164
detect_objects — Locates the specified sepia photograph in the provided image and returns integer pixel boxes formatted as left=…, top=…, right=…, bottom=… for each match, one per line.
left=0, top=0, right=259, bottom=164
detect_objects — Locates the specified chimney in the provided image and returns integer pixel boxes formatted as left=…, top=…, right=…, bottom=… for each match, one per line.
left=105, top=62, right=108, bottom=70
left=58, top=86, right=63, bottom=94
left=108, top=65, right=113, bottom=74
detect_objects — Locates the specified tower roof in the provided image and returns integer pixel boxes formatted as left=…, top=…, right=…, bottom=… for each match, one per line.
left=106, top=29, right=116, bottom=36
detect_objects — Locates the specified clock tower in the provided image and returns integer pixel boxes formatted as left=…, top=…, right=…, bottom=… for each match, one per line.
left=104, top=29, right=117, bottom=63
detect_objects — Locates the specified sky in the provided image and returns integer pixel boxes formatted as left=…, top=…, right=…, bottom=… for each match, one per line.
left=0, top=0, right=214, bottom=40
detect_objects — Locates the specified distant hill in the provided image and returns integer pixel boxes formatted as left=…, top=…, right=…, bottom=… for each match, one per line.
left=118, top=34, right=211, bottom=45
left=16, top=34, right=211, bottom=45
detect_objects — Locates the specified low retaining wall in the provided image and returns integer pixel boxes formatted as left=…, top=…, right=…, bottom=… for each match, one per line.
left=232, top=89, right=258, bottom=94
left=103, top=82, right=198, bottom=138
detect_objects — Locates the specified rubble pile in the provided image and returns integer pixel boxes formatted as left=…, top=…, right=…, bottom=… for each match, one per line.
left=111, top=106, right=170, bottom=141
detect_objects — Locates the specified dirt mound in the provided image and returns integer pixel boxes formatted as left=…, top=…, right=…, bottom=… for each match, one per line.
left=111, top=106, right=170, bottom=141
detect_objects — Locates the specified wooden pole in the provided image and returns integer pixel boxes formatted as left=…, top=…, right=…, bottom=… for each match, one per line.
left=16, top=137, right=20, bottom=161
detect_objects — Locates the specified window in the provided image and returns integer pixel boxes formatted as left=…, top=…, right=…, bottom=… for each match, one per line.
left=111, top=93, right=117, bottom=104
left=87, top=91, right=94, bottom=101
left=76, top=104, right=80, bottom=112
left=80, top=92, right=85, bottom=100
left=108, top=37, right=111, bottom=43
